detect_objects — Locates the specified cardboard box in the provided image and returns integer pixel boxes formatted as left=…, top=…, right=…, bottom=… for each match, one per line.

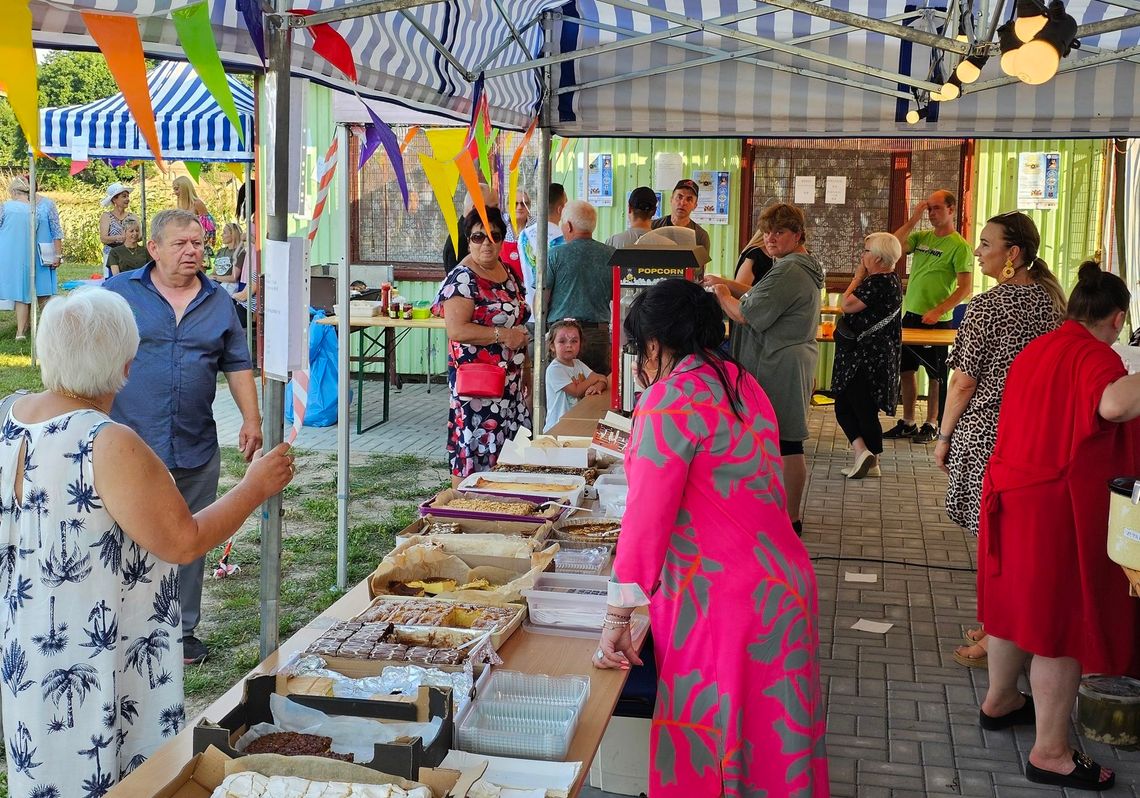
left=154, top=745, right=232, bottom=798
left=349, top=594, right=527, bottom=649
left=498, top=429, right=595, bottom=468
left=193, top=676, right=454, bottom=779
left=367, top=541, right=557, bottom=601
left=314, top=626, right=496, bottom=678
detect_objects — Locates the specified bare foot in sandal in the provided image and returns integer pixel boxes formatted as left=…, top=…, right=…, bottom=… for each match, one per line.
left=953, top=637, right=988, bottom=668
left=1027, top=750, right=1114, bottom=791
left=964, top=627, right=986, bottom=644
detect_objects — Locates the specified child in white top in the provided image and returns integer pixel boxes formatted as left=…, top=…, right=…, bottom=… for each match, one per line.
left=544, top=319, right=608, bottom=432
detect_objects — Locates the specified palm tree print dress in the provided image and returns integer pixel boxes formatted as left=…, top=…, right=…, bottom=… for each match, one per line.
left=0, top=408, right=184, bottom=798
left=610, top=357, right=829, bottom=796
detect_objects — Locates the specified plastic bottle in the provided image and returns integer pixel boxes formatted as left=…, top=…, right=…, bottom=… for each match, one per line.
left=380, top=281, right=392, bottom=314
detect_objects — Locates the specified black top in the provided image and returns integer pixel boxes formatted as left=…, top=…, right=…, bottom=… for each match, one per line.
left=831, top=272, right=903, bottom=414
left=734, top=246, right=774, bottom=286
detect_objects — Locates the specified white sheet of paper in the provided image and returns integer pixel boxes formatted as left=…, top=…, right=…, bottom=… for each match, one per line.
left=794, top=175, right=816, bottom=204
left=825, top=175, right=847, bottom=204
left=844, top=571, right=878, bottom=583
left=654, top=152, right=684, bottom=192
left=262, top=237, right=308, bottom=379
left=70, top=139, right=89, bottom=163
left=851, top=618, right=893, bottom=634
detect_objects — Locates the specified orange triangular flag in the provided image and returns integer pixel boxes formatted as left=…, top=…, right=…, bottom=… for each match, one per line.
left=456, top=149, right=491, bottom=237
left=81, top=11, right=165, bottom=169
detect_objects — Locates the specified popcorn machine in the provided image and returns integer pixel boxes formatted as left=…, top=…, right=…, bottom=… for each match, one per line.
left=609, top=246, right=702, bottom=413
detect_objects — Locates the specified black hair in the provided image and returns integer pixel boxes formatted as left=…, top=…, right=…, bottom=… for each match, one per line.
left=622, top=278, right=747, bottom=420
left=1066, top=260, right=1130, bottom=324
left=462, top=206, right=507, bottom=239
left=549, top=183, right=567, bottom=205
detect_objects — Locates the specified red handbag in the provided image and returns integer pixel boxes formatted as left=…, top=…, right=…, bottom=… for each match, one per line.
left=455, top=362, right=506, bottom=398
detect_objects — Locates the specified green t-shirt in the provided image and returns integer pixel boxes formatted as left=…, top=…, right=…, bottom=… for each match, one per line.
left=544, top=238, right=617, bottom=324
left=903, top=230, right=972, bottom=321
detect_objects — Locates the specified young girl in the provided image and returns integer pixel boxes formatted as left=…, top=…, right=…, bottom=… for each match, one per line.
left=545, top=319, right=608, bottom=432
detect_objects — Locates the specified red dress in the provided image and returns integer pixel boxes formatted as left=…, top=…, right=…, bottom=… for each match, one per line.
left=978, top=321, right=1140, bottom=675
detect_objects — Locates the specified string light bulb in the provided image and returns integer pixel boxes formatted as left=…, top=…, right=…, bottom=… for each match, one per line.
left=939, top=76, right=962, bottom=100
left=998, top=21, right=1023, bottom=77
left=1014, top=0, right=1049, bottom=42
left=955, top=54, right=987, bottom=83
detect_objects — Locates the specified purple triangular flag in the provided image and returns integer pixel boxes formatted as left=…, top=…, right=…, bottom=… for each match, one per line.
left=469, top=73, right=484, bottom=129
left=361, top=101, right=410, bottom=209
left=237, top=0, right=267, bottom=64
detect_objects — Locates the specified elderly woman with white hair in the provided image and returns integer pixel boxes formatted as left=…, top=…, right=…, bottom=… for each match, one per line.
left=0, top=177, right=60, bottom=340
left=0, top=288, right=294, bottom=796
left=831, top=232, right=904, bottom=479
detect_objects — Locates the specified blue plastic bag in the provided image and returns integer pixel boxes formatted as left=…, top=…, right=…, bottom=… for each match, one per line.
left=285, top=308, right=346, bottom=427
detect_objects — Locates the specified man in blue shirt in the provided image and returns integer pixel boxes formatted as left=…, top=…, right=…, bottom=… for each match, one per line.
left=104, top=209, right=262, bottom=666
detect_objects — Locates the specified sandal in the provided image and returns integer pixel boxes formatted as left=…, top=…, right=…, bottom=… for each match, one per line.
left=979, top=693, right=1035, bottom=730
left=1026, top=751, right=1115, bottom=791
left=963, top=627, right=986, bottom=645
left=952, top=641, right=988, bottom=668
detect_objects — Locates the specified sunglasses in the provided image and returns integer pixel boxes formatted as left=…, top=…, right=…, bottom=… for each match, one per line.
left=469, top=231, right=505, bottom=244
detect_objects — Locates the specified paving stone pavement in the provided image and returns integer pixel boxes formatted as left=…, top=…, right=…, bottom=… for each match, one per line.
left=213, top=383, right=1140, bottom=796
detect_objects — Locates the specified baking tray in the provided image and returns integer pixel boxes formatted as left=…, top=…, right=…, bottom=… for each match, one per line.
left=458, top=472, right=586, bottom=508
left=350, top=595, right=526, bottom=650
left=419, top=489, right=566, bottom=524
left=551, top=516, right=622, bottom=543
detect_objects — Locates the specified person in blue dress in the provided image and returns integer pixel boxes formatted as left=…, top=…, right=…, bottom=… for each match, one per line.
left=0, top=177, right=59, bottom=340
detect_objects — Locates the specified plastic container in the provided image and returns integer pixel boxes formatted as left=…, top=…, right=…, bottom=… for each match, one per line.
left=457, top=700, right=578, bottom=760
left=411, top=301, right=432, bottom=320
left=482, top=670, right=590, bottom=713
left=455, top=364, right=506, bottom=399
left=522, top=572, right=609, bottom=631
left=1107, top=477, right=1140, bottom=569
left=1077, top=675, right=1140, bottom=745
left=553, top=546, right=611, bottom=575
left=594, top=474, right=628, bottom=515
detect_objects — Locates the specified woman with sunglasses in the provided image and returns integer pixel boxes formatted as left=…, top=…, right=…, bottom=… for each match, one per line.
left=434, top=207, right=531, bottom=487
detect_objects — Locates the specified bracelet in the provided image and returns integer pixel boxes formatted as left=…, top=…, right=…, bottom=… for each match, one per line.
left=493, top=327, right=501, bottom=345
left=601, top=618, right=631, bottom=628
left=936, top=432, right=952, bottom=443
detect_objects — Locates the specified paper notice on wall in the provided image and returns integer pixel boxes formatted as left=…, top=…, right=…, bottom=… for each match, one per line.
left=692, top=170, right=730, bottom=225
left=825, top=176, right=847, bottom=204
left=263, top=237, right=308, bottom=380
left=654, top=152, right=684, bottom=192
left=794, top=175, right=816, bottom=204
left=1017, top=152, right=1060, bottom=210
left=588, top=153, right=613, bottom=207
left=70, top=138, right=89, bottom=164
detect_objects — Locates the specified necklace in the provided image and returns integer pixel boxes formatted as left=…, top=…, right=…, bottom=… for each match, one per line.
left=53, top=389, right=102, bottom=411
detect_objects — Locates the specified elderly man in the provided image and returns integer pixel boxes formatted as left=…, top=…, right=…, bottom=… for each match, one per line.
left=543, top=200, right=616, bottom=374
left=606, top=186, right=658, bottom=248
left=651, top=179, right=711, bottom=252
left=104, top=208, right=262, bottom=666
left=885, top=189, right=973, bottom=444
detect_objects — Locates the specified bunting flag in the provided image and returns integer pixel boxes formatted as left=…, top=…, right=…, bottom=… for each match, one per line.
left=287, top=370, right=309, bottom=443
left=400, top=126, right=420, bottom=154
left=236, top=0, right=267, bottom=64
left=426, top=128, right=469, bottom=162
left=419, top=153, right=460, bottom=255
left=70, top=160, right=88, bottom=176
left=184, top=162, right=202, bottom=181
left=224, top=162, right=246, bottom=180
left=359, top=100, right=409, bottom=209
left=82, top=11, right=166, bottom=168
left=0, top=1, right=41, bottom=157
left=506, top=118, right=537, bottom=235
left=456, top=149, right=491, bottom=236
left=291, top=9, right=357, bottom=82
left=171, top=2, right=245, bottom=142
left=308, top=135, right=339, bottom=243
left=509, top=117, right=538, bottom=171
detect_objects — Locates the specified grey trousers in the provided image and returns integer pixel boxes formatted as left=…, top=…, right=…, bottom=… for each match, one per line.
left=170, top=449, right=222, bottom=638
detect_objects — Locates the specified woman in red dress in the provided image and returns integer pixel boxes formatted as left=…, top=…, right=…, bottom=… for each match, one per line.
left=977, top=263, right=1140, bottom=791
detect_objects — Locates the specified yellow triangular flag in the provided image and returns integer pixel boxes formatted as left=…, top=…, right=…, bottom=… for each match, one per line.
left=0, top=1, right=42, bottom=157
left=425, top=128, right=469, bottom=162
left=507, top=165, right=521, bottom=236
left=418, top=153, right=461, bottom=256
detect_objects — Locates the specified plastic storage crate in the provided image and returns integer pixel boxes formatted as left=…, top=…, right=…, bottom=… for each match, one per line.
left=457, top=700, right=578, bottom=760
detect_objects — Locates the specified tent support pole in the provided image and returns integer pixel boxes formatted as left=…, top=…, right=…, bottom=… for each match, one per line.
left=244, top=161, right=254, bottom=347
left=28, top=155, right=38, bottom=366
left=532, top=14, right=553, bottom=435
left=335, top=123, right=351, bottom=592
left=260, top=7, right=293, bottom=661
left=140, top=163, right=147, bottom=241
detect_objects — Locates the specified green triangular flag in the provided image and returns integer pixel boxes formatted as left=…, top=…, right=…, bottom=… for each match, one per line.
left=184, top=162, right=202, bottom=181
left=172, top=2, right=245, bottom=144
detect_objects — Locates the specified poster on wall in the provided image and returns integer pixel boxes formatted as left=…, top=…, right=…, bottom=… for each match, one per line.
left=588, top=153, right=613, bottom=206
left=794, top=175, right=816, bottom=204
left=1017, top=152, right=1061, bottom=209
left=654, top=152, right=684, bottom=191
left=691, top=170, right=730, bottom=224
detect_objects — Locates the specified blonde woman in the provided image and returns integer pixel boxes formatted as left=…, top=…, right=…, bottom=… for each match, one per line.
left=172, top=175, right=216, bottom=251
left=213, top=222, right=247, bottom=295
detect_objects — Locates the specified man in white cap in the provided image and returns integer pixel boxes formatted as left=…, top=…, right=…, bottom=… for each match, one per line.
left=99, top=181, right=138, bottom=277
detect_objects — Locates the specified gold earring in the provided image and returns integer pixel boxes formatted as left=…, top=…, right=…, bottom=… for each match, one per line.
left=1001, top=259, right=1016, bottom=280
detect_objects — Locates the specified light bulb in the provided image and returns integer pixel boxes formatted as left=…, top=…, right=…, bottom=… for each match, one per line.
left=1014, top=14, right=1048, bottom=43
left=930, top=90, right=945, bottom=102
left=906, top=109, right=920, bottom=124
left=1015, top=39, right=1061, bottom=84
left=956, top=58, right=982, bottom=83
left=956, top=33, right=969, bottom=42
left=1001, top=48, right=1022, bottom=77
left=939, top=81, right=960, bottom=100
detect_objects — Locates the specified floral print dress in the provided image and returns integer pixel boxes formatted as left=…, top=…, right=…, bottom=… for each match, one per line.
left=610, top=356, right=829, bottom=797
left=433, top=266, right=531, bottom=477
left=0, top=408, right=184, bottom=797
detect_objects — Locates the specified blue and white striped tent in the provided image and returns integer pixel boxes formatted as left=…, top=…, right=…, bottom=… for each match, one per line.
left=39, top=60, right=254, bottom=162
left=26, top=0, right=1140, bottom=137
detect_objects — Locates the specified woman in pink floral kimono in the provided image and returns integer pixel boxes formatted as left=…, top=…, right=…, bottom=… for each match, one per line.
left=594, top=279, right=828, bottom=797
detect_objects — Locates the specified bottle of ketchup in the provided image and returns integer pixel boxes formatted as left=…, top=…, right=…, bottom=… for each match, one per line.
left=380, top=282, right=392, bottom=315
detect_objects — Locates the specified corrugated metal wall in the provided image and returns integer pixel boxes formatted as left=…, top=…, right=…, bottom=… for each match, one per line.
left=554, top=138, right=745, bottom=277
left=970, top=139, right=1108, bottom=292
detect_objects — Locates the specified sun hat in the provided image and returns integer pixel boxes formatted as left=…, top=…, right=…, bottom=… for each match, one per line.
left=672, top=179, right=700, bottom=197
left=101, top=182, right=133, bottom=207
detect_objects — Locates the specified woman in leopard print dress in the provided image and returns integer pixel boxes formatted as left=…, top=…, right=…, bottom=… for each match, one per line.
left=933, top=212, right=1066, bottom=667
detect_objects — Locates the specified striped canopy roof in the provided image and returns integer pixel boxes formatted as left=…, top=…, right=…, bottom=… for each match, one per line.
left=39, top=60, right=254, bottom=161
left=28, top=0, right=1140, bottom=137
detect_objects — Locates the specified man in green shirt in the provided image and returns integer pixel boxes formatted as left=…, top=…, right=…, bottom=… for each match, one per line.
left=543, top=199, right=616, bottom=374
left=885, top=190, right=973, bottom=444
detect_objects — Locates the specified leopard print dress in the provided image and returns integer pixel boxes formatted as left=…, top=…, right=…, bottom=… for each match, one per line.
left=944, top=282, right=1063, bottom=533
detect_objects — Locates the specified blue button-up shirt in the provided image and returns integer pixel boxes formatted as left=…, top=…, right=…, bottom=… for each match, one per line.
left=105, top=264, right=252, bottom=471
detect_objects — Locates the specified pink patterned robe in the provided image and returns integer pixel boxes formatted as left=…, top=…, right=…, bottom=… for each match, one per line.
left=611, top=355, right=828, bottom=797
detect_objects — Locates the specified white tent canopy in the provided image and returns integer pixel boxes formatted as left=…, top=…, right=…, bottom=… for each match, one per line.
left=29, top=0, right=1140, bottom=136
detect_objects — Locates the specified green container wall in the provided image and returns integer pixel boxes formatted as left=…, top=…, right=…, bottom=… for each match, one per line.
left=554, top=138, right=745, bottom=277
left=970, top=139, right=1107, bottom=292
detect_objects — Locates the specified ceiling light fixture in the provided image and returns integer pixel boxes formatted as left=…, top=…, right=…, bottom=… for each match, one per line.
left=905, top=106, right=928, bottom=124
left=954, top=53, right=988, bottom=83
left=998, top=1, right=1081, bottom=85
left=998, top=20, right=1024, bottom=77
left=1014, top=0, right=1049, bottom=42
left=939, top=74, right=963, bottom=100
